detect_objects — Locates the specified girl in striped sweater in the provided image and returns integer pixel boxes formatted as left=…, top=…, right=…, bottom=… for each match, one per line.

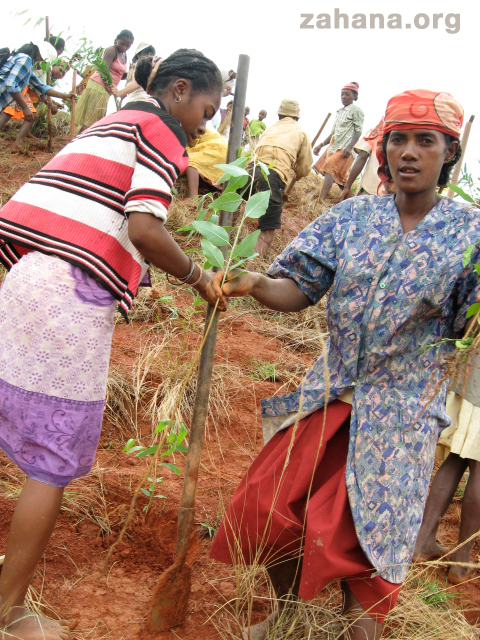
left=0, top=49, right=224, bottom=640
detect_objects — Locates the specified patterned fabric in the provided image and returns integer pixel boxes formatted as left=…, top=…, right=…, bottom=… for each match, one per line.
left=0, top=252, right=116, bottom=487
left=261, top=194, right=480, bottom=584
left=0, top=53, right=50, bottom=111
left=328, top=103, right=364, bottom=155
left=0, top=97, right=189, bottom=318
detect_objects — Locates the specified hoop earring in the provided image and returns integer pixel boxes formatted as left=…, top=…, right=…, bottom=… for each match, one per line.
left=175, top=96, right=182, bottom=103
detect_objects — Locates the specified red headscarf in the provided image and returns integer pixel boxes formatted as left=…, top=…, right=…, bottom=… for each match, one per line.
left=343, top=82, right=359, bottom=94
left=376, top=89, right=464, bottom=191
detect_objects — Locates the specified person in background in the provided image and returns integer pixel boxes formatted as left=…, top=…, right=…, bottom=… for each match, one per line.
left=75, top=29, right=134, bottom=133
left=208, top=89, right=476, bottom=640
left=117, top=42, right=157, bottom=104
left=244, top=99, right=312, bottom=257
left=218, top=99, right=233, bottom=139
left=185, top=127, right=228, bottom=199
left=0, top=42, right=74, bottom=152
left=339, top=118, right=395, bottom=199
left=414, top=345, right=480, bottom=584
left=313, top=82, right=364, bottom=202
left=221, top=68, right=236, bottom=96
left=0, top=48, right=223, bottom=640
left=47, top=35, right=65, bottom=56
left=245, top=109, right=267, bottom=148
left=243, top=105, right=250, bottom=130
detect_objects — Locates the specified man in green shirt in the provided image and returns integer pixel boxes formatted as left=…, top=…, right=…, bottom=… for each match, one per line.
left=245, top=109, right=267, bottom=148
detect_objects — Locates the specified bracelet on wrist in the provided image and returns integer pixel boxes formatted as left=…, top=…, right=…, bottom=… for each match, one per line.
left=166, top=258, right=201, bottom=287
left=187, top=265, right=203, bottom=288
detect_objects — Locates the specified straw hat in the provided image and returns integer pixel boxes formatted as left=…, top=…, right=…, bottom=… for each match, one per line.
left=134, top=42, right=153, bottom=56
left=277, top=99, right=300, bottom=118
left=37, top=41, right=57, bottom=63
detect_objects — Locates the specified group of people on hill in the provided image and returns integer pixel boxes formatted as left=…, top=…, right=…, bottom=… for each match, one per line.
left=0, top=29, right=479, bottom=640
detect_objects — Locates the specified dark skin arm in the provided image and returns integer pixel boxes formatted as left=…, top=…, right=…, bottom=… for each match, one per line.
left=128, top=212, right=226, bottom=309
left=314, top=133, right=332, bottom=156
left=207, top=270, right=312, bottom=312
left=339, top=149, right=369, bottom=201
left=341, top=130, right=362, bottom=158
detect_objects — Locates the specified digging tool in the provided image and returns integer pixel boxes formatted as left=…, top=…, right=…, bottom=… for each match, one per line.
left=446, top=115, right=475, bottom=199
left=148, top=54, right=251, bottom=633
left=45, top=17, right=53, bottom=153
left=70, top=70, right=77, bottom=140
left=311, top=112, right=331, bottom=148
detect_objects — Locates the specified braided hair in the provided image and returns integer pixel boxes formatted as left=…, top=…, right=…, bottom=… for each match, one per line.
left=12, top=42, right=40, bottom=61
left=135, top=48, right=222, bottom=97
left=381, top=132, right=462, bottom=187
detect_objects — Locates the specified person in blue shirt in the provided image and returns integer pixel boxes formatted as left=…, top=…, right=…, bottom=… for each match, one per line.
left=0, top=42, right=74, bottom=151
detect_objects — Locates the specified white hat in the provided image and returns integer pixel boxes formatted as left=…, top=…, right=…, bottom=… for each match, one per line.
left=134, top=41, right=153, bottom=56
left=37, top=41, right=58, bottom=63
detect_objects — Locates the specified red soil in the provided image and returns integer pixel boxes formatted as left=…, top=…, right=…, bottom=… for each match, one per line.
left=0, top=136, right=479, bottom=638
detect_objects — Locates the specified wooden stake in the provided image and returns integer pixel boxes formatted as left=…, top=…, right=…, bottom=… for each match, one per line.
left=311, top=112, right=331, bottom=148
left=446, top=115, right=475, bottom=198
left=45, top=16, right=53, bottom=152
left=70, top=70, right=77, bottom=139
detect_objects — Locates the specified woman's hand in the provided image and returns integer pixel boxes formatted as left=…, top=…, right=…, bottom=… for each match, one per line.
left=206, top=270, right=258, bottom=309
left=313, top=143, right=323, bottom=156
left=342, top=147, right=352, bottom=159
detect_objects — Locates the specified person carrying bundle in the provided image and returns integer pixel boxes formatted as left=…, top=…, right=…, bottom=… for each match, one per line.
left=207, top=89, right=479, bottom=640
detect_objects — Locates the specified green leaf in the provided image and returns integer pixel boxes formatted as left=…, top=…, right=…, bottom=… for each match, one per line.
left=136, top=445, right=159, bottom=458
left=160, top=462, right=181, bottom=475
left=258, top=160, right=270, bottom=177
left=229, top=256, right=258, bottom=271
left=192, top=221, right=230, bottom=246
left=475, top=264, right=480, bottom=276
left=122, top=438, right=136, bottom=452
left=201, top=239, right=224, bottom=269
left=203, top=260, right=213, bottom=270
left=176, top=444, right=188, bottom=453
left=155, top=420, right=170, bottom=433
left=233, top=231, right=261, bottom=258
left=23, top=18, right=31, bottom=26
left=141, top=488, right=151, bottom=497
left=209, top=192, right=243, bottom=213
left=214, top=164, right=249, bottom=178
left=466, top=303, right=480, bottom=318
left=176, top=225, right=194, bottom=233
left=447, top=184, right=474, bottom=203
left=232, top=155, right=249, bottom=168
left=177, top=423, right=188, bottom=444
left=35, top=17, right=44, bottom=26
left=224, top=174, right=249, bottom=193
left=245, top=191, right=271, bottom=219
left=463, top=245, right=475, bottom=268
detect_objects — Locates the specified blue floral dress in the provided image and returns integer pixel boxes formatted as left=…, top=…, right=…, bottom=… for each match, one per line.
left=261, top=194, right=480, bottom=583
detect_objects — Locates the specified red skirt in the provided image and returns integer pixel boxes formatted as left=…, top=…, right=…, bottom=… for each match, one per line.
left=210, top=400, right=401, bottom=623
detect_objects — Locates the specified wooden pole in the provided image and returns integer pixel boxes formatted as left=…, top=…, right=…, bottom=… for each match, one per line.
left=311, top=112, right=331, bottom=148
left=446, top=115, right=475, bottom=198
left=148, top=54, right=250, bottom=633
left=45, top=16, right=53, bottom=152
left=70, top=70, right=77, bottom=140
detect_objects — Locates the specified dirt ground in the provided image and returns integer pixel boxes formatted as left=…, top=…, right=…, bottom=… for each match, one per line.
left=0, top=133, right=479, bottom=639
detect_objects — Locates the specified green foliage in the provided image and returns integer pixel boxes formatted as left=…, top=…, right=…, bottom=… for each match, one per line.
left=178, top=152, right=270, bottom=275
left=249, top=357, right=279, bottom=382
left=123, top=420, right=188, bottom=511
left=412, top=573, right=458, bottom=608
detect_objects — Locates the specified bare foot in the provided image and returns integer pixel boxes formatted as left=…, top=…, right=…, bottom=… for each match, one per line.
left=242, top=610, right=279, bottom=640
left=412, top=540, right=449, bottom=562
left=448, top=564, right=474, bottom=584
left=1, top=607, right=76, bottom=640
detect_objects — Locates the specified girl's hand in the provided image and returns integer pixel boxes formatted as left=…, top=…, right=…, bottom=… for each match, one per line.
left=22, top=107, right=34, bottom=122
left=206, top=270, right=257, bottom=309
left=193, top=269, right=227, bottom=311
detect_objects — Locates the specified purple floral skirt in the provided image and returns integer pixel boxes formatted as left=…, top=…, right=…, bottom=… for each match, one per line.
left=0, top=251, right=116, bottom=487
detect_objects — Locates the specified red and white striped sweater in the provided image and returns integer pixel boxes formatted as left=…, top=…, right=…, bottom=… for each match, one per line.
left=0, top=98, right=189, bottom=317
